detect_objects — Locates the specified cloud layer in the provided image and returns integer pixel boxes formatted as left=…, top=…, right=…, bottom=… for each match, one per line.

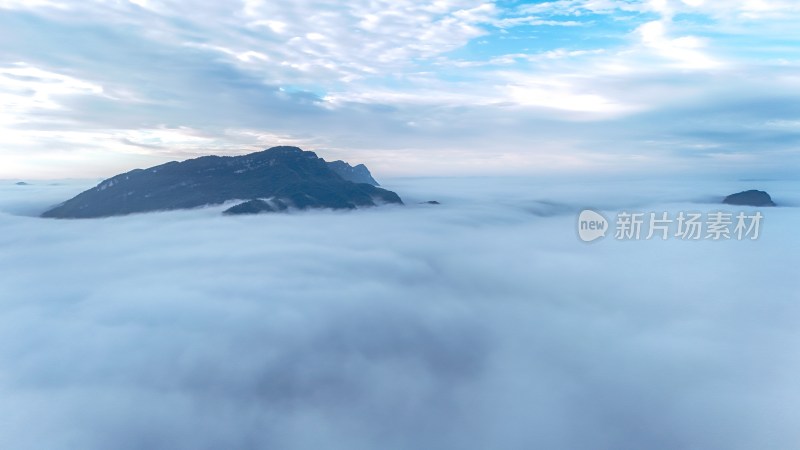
left=1, top=177, right=799, bottom=449
left=2, top=0, right=800, bottom=177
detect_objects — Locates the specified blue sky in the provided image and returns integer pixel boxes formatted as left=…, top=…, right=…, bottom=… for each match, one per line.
left=2, top=0, right=800, bottom=178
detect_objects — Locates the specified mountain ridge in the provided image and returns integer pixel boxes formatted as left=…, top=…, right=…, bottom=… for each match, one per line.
left=326, top=160, right=380, bottom=185
left=42, top=146, right=402, bottom=218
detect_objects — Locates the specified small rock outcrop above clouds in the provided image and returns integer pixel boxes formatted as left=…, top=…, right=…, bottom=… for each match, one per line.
left=326, top=160, right=380, bottom=185
left=722, top=190, right=776, bottom=207
left=421, top=201, right=441, bottom=205
left=15, top=181, right=29, bottom=186
left=223, top=199, right=288, bottom=215
left=42, top=146, right=403, bottom=218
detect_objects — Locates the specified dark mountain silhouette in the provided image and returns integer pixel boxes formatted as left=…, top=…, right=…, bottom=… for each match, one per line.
left=723, top=190, right=776, bottom=207
left=326, top=160, right=380, bottom=185
left=42, top=146, right=403, bottom=218
left=223, top=199, right=288, bottom=215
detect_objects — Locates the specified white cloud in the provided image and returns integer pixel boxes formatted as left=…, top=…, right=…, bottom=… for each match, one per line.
left=635, top=20, right=721, bottom=69
left=502, top=76, right=639, bottom=115
left=517, top=0, right=800, bottom=21
left=0, top=64, right=104, bottom=115
left=249, top=19, right=288, bottom=34
left=0, top=0, right=67, bottom=9
left=1, top=0, right=799, bottom=178
left=518, top=0, right=646, bottom=15
left=1, top=177, right=799, bottom=448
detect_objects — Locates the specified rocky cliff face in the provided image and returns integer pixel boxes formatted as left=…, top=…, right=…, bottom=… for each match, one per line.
left=326, top=160, right=380, bottom=185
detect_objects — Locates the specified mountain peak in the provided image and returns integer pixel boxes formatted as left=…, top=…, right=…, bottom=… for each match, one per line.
left=722, top=189, right=776, bottom=207
left=42, top=147, right=402, bottom=218
left=326, top=160, right=380, bottom=185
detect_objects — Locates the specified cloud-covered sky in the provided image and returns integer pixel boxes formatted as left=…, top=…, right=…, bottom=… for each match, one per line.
left=2, top=0, right=800, bottom=178
left=1, top=177, right=800, bottom=449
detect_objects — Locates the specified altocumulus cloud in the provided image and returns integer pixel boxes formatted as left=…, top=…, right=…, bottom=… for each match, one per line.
left=1, top=177, right=800, bottom=449
left=3, top=1, right=800, bottom=178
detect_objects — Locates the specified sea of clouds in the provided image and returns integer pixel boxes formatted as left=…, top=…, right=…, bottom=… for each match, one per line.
left=1, top=176, right=799, bottom=450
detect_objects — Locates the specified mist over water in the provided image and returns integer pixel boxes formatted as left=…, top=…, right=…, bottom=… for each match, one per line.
left=1, top=177, right=799, bottom=450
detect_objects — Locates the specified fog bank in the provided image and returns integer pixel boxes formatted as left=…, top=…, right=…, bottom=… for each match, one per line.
left=1, top=177, right=799, bottom=450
